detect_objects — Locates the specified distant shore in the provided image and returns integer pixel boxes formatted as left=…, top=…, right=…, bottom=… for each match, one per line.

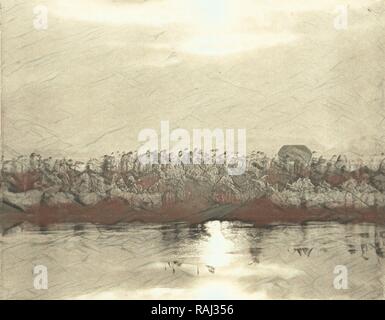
left=1, top=147, right=385, bottom=234
left=1, top=197, right=385, bottom=235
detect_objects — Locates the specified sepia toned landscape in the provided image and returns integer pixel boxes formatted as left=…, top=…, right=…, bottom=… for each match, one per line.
left=1, top=0, right=385, bottom=300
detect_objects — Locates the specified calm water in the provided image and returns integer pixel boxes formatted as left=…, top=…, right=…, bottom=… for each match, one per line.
left=1, top=221, right=385, bottom=299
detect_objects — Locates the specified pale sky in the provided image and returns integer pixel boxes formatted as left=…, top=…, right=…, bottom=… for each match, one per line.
left=2, top=0, right=385, bottom=159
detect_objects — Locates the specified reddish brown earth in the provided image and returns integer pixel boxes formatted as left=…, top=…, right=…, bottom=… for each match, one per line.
left=1, top=197, right=385, bottom=232
left=228, top=198, right=385, bottom=225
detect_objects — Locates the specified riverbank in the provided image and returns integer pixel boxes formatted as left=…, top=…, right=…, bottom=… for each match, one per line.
left=1, top=197, right=385, bottom=235
left=2, top=147, right=385, bottom=234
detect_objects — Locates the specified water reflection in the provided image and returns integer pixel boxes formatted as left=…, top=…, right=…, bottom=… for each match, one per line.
left=201, top=221, right=234, bottom=268
left=1, top=221, right=385, bottom=299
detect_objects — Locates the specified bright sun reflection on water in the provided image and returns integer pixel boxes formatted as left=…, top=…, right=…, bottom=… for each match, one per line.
left=74, top=220, right=303, bottom=299
left=201, top=221, right=235, bottom=268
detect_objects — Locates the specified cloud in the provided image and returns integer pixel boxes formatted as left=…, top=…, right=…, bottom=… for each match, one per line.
left=50, top=0, right=377, bottom=26
left=49, top=0, right=377, bottom=57
left=51, top=0, right=305, bottom=56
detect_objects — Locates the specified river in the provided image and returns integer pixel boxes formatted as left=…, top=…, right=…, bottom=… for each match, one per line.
left=1, top=221, right=385, bottom=299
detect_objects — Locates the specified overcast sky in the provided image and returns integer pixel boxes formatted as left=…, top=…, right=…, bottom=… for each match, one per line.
left=2, top=0, right=385, bottom=159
